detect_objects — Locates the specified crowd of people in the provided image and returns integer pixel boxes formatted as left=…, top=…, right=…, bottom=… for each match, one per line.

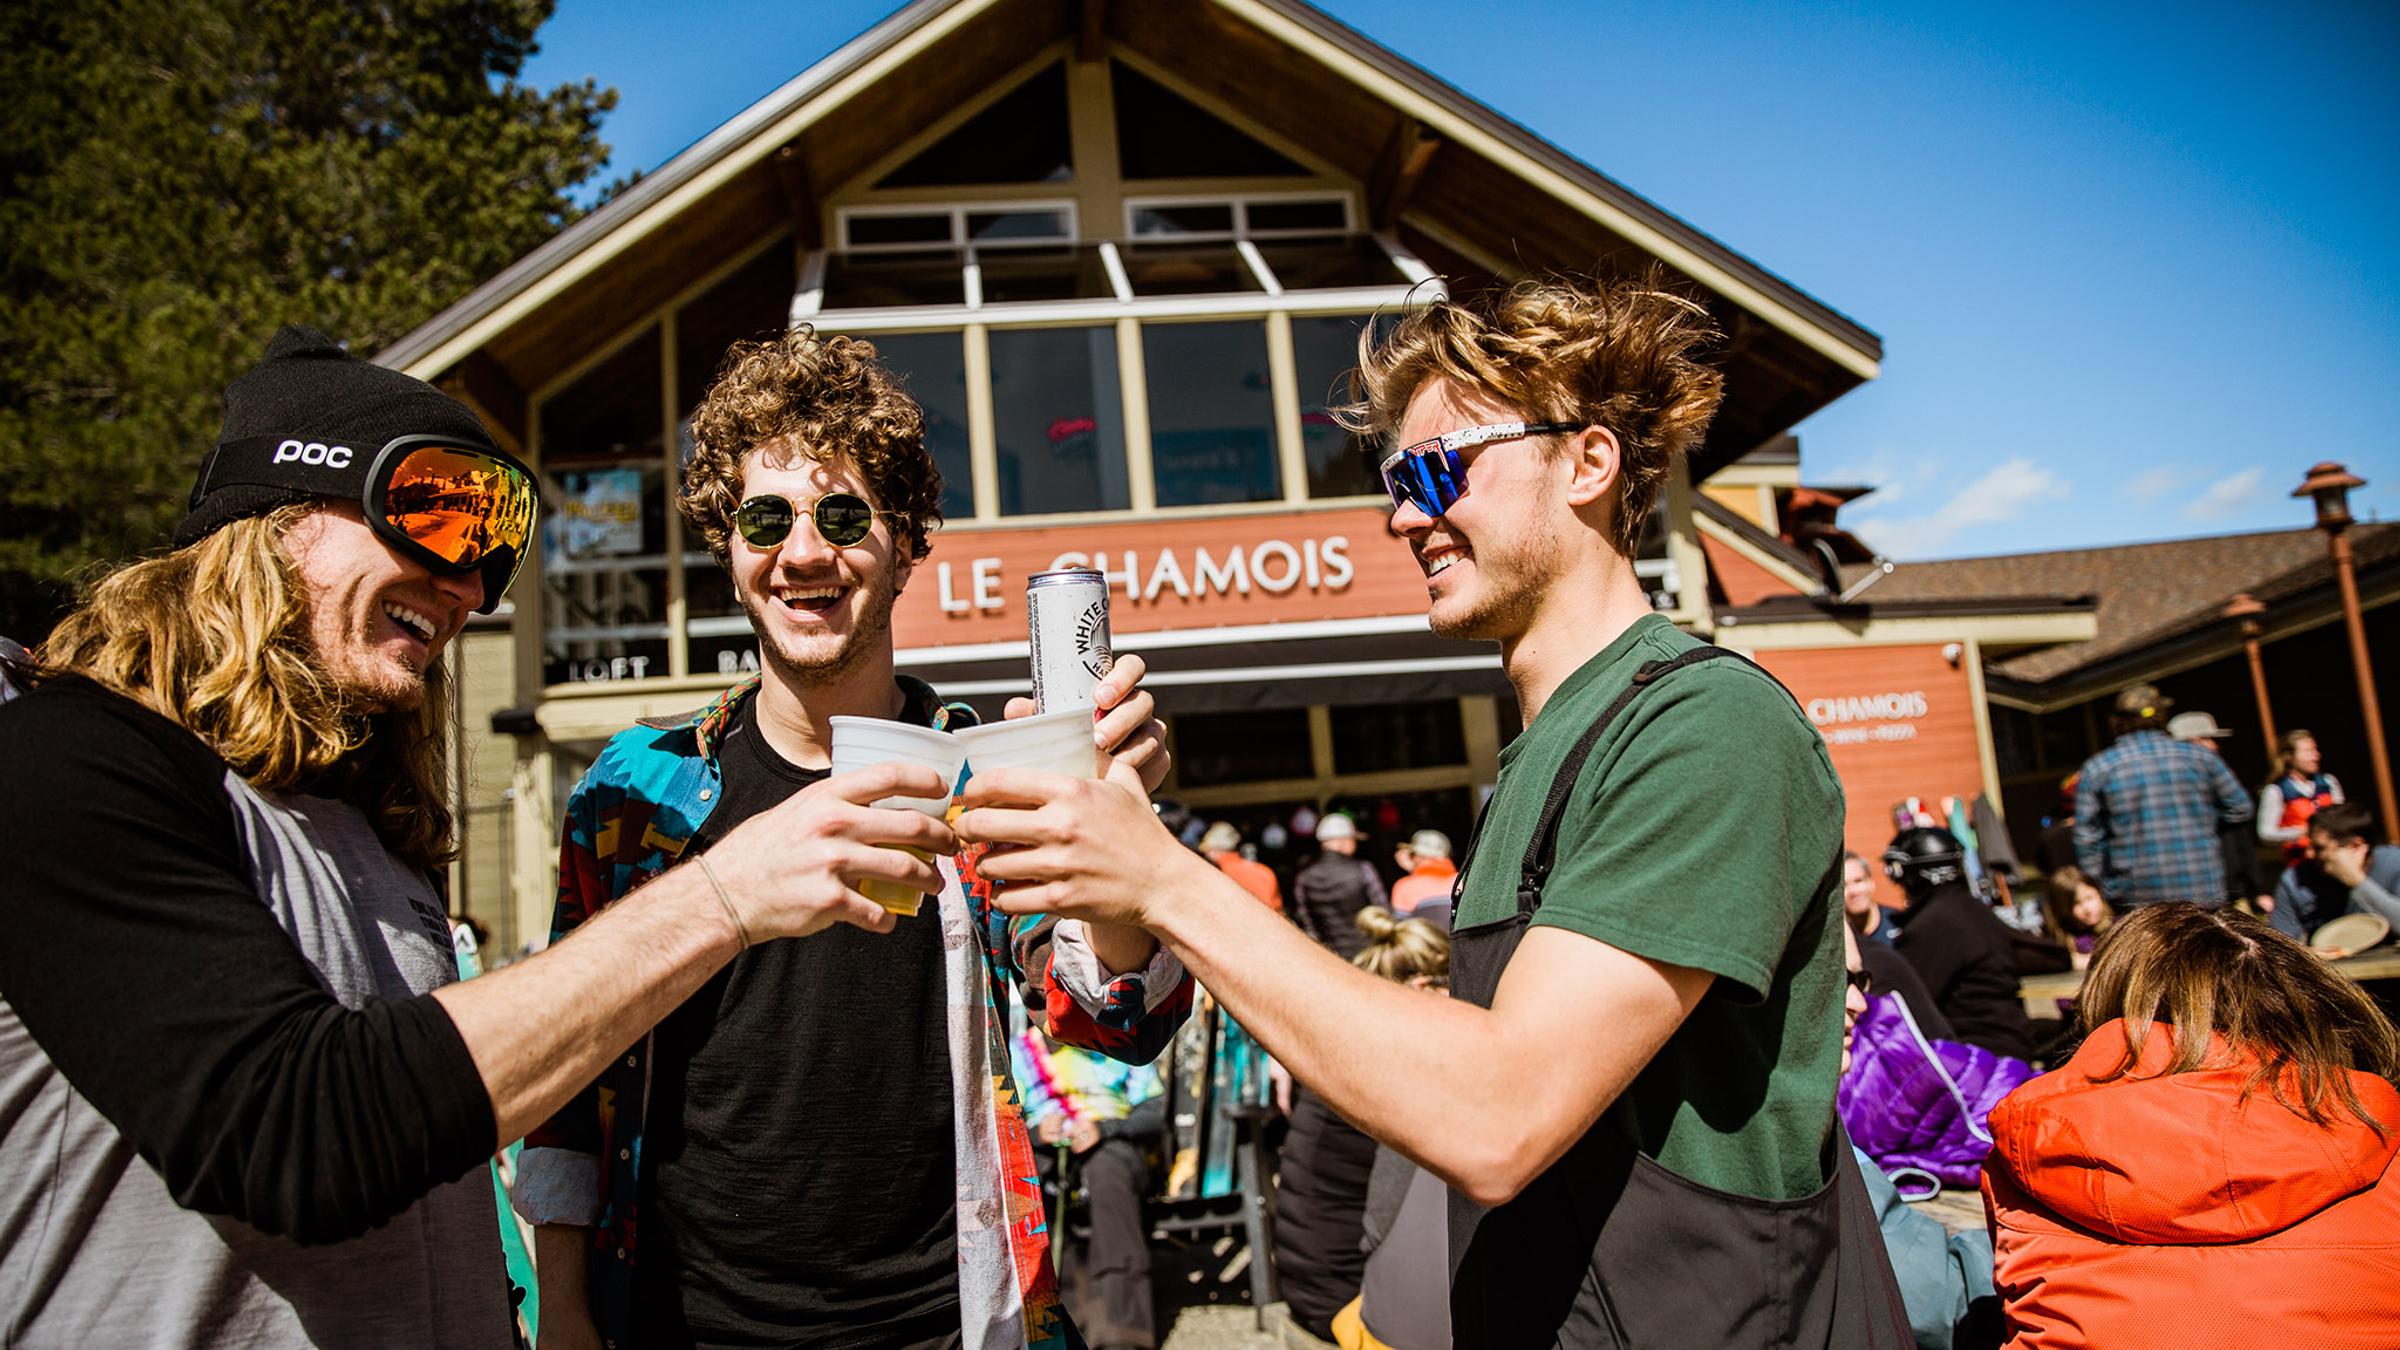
left=1, top=273, right=2394, bottom=1350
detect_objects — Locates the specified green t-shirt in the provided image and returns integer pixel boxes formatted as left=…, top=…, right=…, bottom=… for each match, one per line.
left=1455, top=613, right=1847, bottom=1200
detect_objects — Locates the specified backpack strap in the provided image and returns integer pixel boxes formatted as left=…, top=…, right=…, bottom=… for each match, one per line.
left=1509, top=645, right=1761, bottom=919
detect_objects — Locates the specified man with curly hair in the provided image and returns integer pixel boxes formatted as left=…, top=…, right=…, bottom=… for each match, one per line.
left=522, top=327, right=1189, bottom=1350
left=953, top=276, right=1906, bottom=1347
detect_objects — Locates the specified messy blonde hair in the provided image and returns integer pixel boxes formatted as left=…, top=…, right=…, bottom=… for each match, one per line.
left=1343, top=272, right=1725, bottom=556
left=2080, top=903, right=2399, bottom=1135
left=1353, top=907, right=1451, bottom=988
left=31, top=507, right=456, bottom=871
left=682, top=326, right=944, bottom=564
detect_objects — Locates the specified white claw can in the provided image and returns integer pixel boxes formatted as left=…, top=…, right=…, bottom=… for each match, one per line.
left=1026, top=567, right=1114, bottom=713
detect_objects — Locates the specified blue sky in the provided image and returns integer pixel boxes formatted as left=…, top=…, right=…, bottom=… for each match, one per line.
left=517, top=0, right=2399, bottom=561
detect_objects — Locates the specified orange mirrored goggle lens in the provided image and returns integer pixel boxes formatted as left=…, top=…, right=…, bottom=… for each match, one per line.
left=381, top=446, right=538, bottom=569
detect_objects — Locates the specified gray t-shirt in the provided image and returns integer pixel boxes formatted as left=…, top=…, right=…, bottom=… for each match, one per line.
left=0, top=775, right=506, bottom=1347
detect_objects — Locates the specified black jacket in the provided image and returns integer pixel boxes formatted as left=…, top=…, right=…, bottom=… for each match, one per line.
left=1892, top=881, right=2037, bottom=1061
left=1291, top=851, right=1384, bottom=959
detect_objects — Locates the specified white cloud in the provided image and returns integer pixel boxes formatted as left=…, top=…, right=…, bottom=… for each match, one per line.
left=2184, top=467, right=2266, bottom=521
left=2127, top=468, right=2181, bottom=504
left=1848, top=456, right=2070, bottom=559
left=1823, top=447, right=1939, bottom=514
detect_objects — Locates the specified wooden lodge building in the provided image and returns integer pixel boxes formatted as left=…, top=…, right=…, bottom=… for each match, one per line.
left=383, top=0, right=2140, bottom=951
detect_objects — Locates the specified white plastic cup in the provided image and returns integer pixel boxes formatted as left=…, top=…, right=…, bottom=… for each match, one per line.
left=828, top=716, right=969, bottom=916
left=956, top=707, right=1099, bottom=783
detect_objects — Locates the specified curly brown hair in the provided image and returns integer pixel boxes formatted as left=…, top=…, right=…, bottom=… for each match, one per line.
left=1342, top=272, right=1725, bottom=557
left=682, top=327, right=944, bottom=562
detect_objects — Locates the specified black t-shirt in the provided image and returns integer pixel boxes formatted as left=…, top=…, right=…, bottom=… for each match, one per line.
left=633, top=697, right=960, bottom=1348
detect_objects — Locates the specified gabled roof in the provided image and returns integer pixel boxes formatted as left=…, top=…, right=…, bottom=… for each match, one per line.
left=1841, top=523, right=2400, bottom=688
left=378, top=0, right=1878, bottom=470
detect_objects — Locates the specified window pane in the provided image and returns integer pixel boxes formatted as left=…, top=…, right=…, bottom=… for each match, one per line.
left=1246, top=200, right=1348, bottom=233
left=966, top=209, right=1072, bottom=243
left=676, top=240, right=796, bottom=421
left=540, top=329, right=668, bottom=686
left=1112, top=63, right=1306, bottom=179
left=990, top=326, right=1130, bottom=516
left=1330, top=701, right=1467, bottom=776
left=1254, top=236, right=1405, bottom=291
left=846, top=213, right=955, bottom=248
left=821, top=250, right=966, bottom=310
left=1143, top=321, right=1279, bottom=507
left=1130, top=203, right=1235, bottom=237
left=1120, top=243, right=1264, bottom=297
left=1172, top=709, right=1314, bottom=786
left=1290, top=314, right=1386, bottom=498
left=866, top=331, right=975, bottom=522
left=686, top=558, right=760, bottom=681
left=879, top=63, right=1072, bottom=187
left=976, top=245, right=1116, bottom=305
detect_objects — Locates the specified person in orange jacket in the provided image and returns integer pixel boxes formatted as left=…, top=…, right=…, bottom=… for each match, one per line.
left=1200, top=821, right=1284, bottom=914
left=1982, top=902, right=2400, bottom=1349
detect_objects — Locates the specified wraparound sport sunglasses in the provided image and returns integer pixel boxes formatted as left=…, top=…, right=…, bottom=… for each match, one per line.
left=735, top=491, right=881, bottom=549
left=1378, top=420, right=1578, bottom=519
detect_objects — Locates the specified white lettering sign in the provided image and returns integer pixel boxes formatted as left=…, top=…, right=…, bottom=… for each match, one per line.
left=1806, top=690, right=1930, bottom=726
left=573, top=655, right=653, bottom=683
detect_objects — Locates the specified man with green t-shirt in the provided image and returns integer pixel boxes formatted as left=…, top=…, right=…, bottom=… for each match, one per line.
left=953, top=276, right=1908, bottom=1348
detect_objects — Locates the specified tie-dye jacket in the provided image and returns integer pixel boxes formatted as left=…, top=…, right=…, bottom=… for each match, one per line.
left=512, top=676, right=1193, bottom=1350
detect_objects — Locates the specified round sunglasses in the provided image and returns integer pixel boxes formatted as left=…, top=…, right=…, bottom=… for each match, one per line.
left=735, top=491, right=881, bottom=549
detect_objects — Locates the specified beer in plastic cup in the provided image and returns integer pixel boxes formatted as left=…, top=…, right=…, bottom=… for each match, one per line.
left=957, top=708, right=1099, bottom=783
left=827, top=716, right=968, bottom=916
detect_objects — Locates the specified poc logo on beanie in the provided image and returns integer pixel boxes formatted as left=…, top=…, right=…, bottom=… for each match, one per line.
left=274, top=439, right=354, bottom=468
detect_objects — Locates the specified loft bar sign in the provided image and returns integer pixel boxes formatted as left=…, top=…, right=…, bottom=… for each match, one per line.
left=1806, top=689, right=1930, bottom=746
left=933, top=534, right=1358, bottom=615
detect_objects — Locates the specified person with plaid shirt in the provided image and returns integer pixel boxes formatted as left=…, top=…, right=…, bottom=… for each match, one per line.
left=2073, top=684, right=2253, bottom=908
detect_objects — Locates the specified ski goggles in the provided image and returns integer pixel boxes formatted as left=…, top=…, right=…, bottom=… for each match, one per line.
left=1378, top=421, right=1577, bottom=519
left=734, top=491, right=881, bottom=549
left=189, top=433, right=539, bottom=613
left=365, top=438, right=541, bottom=613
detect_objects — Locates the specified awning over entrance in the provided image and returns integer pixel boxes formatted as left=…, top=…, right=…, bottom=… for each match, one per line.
left=898, top=619, right=1509, bottom=717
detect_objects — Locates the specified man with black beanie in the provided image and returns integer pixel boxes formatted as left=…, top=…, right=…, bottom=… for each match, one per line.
left=0, top=327, right=960, bottom=1347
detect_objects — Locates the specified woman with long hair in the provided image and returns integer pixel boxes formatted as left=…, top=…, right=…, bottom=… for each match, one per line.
left=1982, top=904, right=2400, bottom=1347
left=2037, top=866, right=2113, bottom=971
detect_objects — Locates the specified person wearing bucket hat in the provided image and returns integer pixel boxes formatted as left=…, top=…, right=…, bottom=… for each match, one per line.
left=0, top=326, right=982, bottom=1347
left=2073, top=682, right=2255, bottom=910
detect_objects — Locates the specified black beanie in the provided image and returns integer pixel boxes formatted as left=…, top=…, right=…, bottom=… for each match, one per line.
left=173, top=325, right=498, bottom=548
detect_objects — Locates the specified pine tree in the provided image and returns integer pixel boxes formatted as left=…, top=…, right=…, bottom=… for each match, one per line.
left=0, top=0, right=614, bottom=639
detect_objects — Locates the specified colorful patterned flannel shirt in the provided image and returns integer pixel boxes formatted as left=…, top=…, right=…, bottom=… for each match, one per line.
left=2073, top=728, right=2254, bottom=907
left=513, top=675, right=1194, bottom=1350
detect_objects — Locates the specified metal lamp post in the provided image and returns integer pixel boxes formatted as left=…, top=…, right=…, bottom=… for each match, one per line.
left=2223, top=592, right=2276, bottom=760
left=2293, top=462, right=2397, bottom=843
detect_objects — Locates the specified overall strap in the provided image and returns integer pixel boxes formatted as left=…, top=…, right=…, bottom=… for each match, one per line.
left=1513, top=645, right=1756, bottom=918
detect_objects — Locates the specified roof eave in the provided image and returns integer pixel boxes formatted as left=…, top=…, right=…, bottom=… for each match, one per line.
left=1234, top=0, right=1882, bottom=370
left=376, top=0, right=970, bottom=376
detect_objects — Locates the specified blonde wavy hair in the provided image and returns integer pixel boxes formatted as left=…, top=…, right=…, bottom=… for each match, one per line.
left=1343, top=271, right=1726, bottom=557
left=682, top=326, right=944, bottom=565
left=30, top=506, right=456, bottom=871
left=1353, top=907, right=1451, bottom=988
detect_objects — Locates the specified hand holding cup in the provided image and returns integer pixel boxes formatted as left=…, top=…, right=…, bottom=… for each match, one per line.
left=702, top=762, right=959, bottom=940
